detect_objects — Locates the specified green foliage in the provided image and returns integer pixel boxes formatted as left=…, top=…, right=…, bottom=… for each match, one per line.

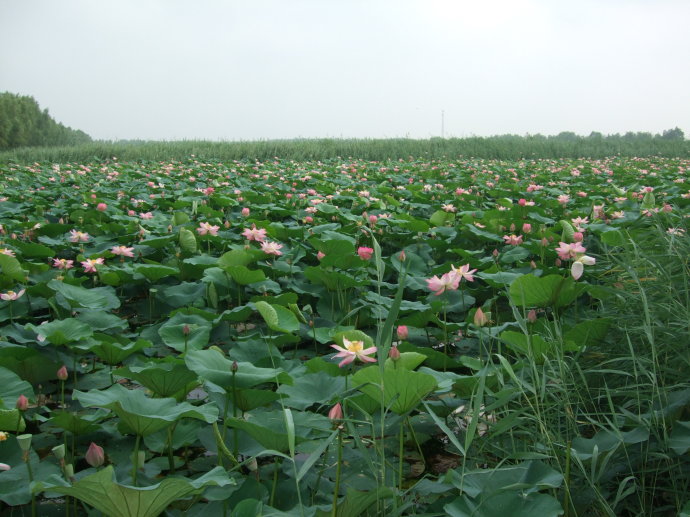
left=0, top=92, right=91, bottom=150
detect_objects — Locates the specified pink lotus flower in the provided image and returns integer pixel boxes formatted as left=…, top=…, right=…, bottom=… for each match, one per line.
left=0, top=463, right=10, bottom=471
left=451, top=263, right=478, bottom=283
left=96, top=203, right=107, bottom=211
left=196, top=222, right=220, bottom=236
left=503, top=234, right=523, bottom=246
left=426, top=271, right=460, bottom=296
left=557, top=194, right=570, bottom=205
left=242, top=225, right=267, bottom=242
left=0, top=289, right=25, bottom=301
left=260, top=241, right=283, bottom=256
left=111, top=246, right=135, bottom=257
left=555, top=242, right=586, bottom=261
left=81, top=257, right=104, bottom=273
left=357, top=247, right=374, bottom=260
left=69, top=230, right=90, bottom=243
left=330, top=337, right=377, bottom=367
left=396, top=325, right=409, bottom=340
left=53, top=258, right=74, bottom=269
left=317, top=251, right=326, bottom=260
left=139, top=212, right=153, bottom=220
left=0, top=248, right=15, bottom=257
left=16, top=394, right=29, bottom=411
left=441, top=204, right=456, bottom=213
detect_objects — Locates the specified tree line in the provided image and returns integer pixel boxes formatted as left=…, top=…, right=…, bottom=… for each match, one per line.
left=0, top=92, right=91, bottom=150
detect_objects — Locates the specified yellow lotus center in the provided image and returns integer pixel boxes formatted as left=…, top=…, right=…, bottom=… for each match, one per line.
left=345, top=340, right=364, bottom=353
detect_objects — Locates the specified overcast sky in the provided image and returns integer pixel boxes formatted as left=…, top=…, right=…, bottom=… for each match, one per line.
left=1, top=0, right=689, bottom=141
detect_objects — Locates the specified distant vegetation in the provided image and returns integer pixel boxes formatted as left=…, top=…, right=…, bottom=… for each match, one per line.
left=0, top=91, right=686, bottom=162
left=0, top=92, right=91, bottom=150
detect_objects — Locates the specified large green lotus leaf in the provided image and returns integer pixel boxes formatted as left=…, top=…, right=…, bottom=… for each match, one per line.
left=48, top=279, right=121, bottom=310
left=157, top=282, right=206, bottom=308
left=90, top=336, right=151, bottom=365
left=352, top=365, right=437, bottom=415
left=27, top=318, right=93, bottom=345
left=254, top=301, right=300, bottom=334
left=304, top=266, right=362, bottom=290
left=0, top=365, right=34, bottom=409
left=218, top=249, right=256, bottom=268
left=277, top=371, right=346, bottom=410
left=12, top=241, right=54, bottom=258
left=115, top=361, right=198, bottom=398
left=509, top=274, right=585, bottom=308
left=133, top=263, right=180, bottom=282
left=430, top=210, right=455, bottom=227
left=158, top=313, right=211, bottom=353
left=0, top=408, right=25, bottom=432
left=383, top=351, right=426, bottom=371
left=0, top=448, right=61, bottom=505
left=500, top=331, right=555, bottom=361
left=0, top=254, right=27, bottom=282
left=0, top=345, right=58, bottom=384
left=185, top=349, right=292, bottom=390
left=179, top=227, right=197, bottom=253
left=214, top=305, right=253, bottom=323
left=38, top=465, right=233, bottom=517
left=77, top=310, right=128, bottom=332
left=225, top=265, right=266, bottom=285
left=47, top=409, right=109, bottom=435
left=563, top=318, right=611, bottom=348
left=446, top=460, right=563, bottom=497
left=500, top=246, right=530, bottom=264
left=225, top=409, right=329, bottom=453
left=232, top=388, right=284, bottom=412
left=465, top=223, right=504, bottom=243
left=138, top=235, right=175, bottom=249
left=445, top=492, right=563, bottom=517
left=74, top=384, right=218, bottom=437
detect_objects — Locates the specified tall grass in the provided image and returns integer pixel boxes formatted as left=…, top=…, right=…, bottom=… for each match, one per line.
left=477, top=219, right=690, bottom=516
left=1, top=136, right=689, bottom=164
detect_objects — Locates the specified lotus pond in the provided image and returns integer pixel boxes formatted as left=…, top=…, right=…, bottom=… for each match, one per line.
left=0, top=156, right=689, bottom=516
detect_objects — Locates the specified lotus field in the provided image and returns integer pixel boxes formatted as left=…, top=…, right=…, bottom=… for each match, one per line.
left=1, top=156, right=690, bottom=517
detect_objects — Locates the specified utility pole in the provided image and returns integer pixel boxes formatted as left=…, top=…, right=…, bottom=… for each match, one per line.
left=441, top=110, right=445, bottom=139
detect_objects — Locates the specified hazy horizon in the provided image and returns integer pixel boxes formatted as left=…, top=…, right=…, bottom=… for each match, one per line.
left=2, top=0, right=689, bottom=142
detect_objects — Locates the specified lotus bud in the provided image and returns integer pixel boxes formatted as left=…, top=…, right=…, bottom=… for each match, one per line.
left=17, top=434, right=32, bottom=452
left=389, top=345, right=401, bottom=361
left=328, top=402, right=343, bottom=421
left=522, top=223, right=532, bottom=234
left=473, top=307, right=488, bottom=327
left=241, top=207, right=250, bottom=217
left=64, top=463, right=75, bottom=480
left=85, top=442, right=105, bottom=468
left=57, top=365, right=68, bottom=381
left=16, top=394, right=28, bottom=411
left=209, top=345, right=224, bottom=355
left=396, top=325, right=409, bottom=340
left=527, top=309, right=538, bottom=323
left=398, top=250, right=406, bottom=262
left=182, top=324, right=190, bottom=336
left=573, top=232, right=584, bottom=242
left=231, top=361, right=239, bottom=373
left=96, top=203, right=107, bottom=211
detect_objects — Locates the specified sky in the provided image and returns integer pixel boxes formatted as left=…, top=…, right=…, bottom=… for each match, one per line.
left=1, top=0, right=689, bottom=141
